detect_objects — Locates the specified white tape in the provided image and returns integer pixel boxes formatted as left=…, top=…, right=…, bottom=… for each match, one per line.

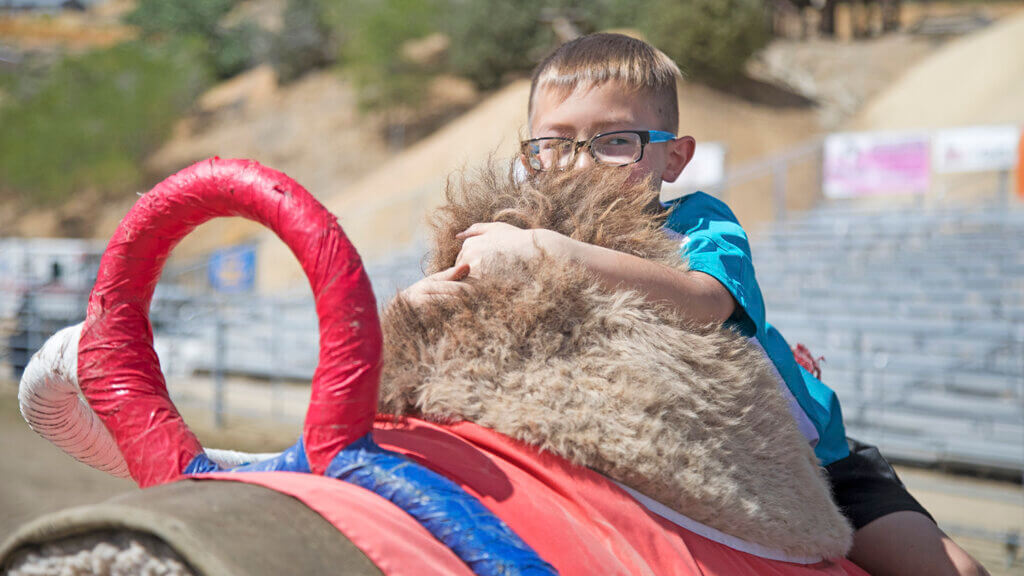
left=19, top=323, right=129, bottom=478
left=203, top=449, right=280, bottom=468
left=18, top=323, right=280, bottom=479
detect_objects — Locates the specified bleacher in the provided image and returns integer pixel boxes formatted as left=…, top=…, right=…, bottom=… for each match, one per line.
left=145, top=246, right=429, bottom=383
left=752, top=200, right=1024, bottom=475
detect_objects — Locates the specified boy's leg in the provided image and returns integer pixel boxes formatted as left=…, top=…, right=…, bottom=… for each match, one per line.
left=848, top=511, right=989, bottom=576
left=827, top=438, right=989, bottom=576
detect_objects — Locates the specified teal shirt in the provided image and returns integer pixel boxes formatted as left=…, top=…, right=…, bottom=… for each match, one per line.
left=663, top=192, right=849, bottom=465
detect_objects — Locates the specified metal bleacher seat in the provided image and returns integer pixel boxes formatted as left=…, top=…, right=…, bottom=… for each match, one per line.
left=753, top=201, right=1024, bottom=473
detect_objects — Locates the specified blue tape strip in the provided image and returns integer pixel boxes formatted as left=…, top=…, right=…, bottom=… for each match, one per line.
left=232, top=440, right=311, bottom=473
left=183, top=438, right=311, bottom=474
left=326, top=435, right=557, bottom=576
left=183, top=435, right=556, bottom=575
left=183, top=453, right=220, bottom=475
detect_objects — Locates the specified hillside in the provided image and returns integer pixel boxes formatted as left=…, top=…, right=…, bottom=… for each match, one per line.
left=0, top=0, right=133, bottom=52
left=247, top=76, right=831, bottom=291
left=163, top=18, right=1024, bottom=292
left=851, top=10, right=1024, bottom=131
left=141, top=66, right=395, bottom=263
left=5, top=2, right=1022, bottom=292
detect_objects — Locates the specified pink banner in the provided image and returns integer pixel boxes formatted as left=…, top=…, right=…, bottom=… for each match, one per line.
left=824, top=132, right=931, bottom=198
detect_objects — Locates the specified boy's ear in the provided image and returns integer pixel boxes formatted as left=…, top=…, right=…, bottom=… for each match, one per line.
left=661, top=136, right=696, bottom=184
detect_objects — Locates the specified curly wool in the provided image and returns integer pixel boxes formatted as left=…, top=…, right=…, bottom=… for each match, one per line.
left=379, top=165, right=853, bottom=559
left=7, top=531, right=193, bottom=576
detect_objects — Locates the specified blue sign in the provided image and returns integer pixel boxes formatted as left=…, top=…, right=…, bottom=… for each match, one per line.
left=208, top=244, right=256, bottom=293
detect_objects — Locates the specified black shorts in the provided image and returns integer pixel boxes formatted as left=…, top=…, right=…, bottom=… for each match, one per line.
left=825, top=437, right=935, bottom=530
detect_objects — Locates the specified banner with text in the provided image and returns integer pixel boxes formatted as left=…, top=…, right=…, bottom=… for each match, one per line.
left=824, top=131, right=931, bottom=198
left=932, top=124, right=1021, bottom=174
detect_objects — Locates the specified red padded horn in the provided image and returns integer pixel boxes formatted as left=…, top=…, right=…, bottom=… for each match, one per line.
left=78, top=158, right=382, bottom=487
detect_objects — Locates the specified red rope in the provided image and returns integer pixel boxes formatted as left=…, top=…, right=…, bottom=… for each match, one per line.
left=78, top=158, right=381, bottom=487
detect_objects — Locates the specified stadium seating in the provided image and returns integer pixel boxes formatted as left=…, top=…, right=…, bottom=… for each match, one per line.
left=752, top=199, right=1024, bottom=475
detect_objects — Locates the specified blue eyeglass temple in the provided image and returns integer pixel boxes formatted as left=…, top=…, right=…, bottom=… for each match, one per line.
left=647, top=130, right=676, bottom=143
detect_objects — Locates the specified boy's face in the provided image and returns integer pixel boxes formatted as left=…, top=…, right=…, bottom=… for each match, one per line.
left=528, top=81, right=695, bottom=192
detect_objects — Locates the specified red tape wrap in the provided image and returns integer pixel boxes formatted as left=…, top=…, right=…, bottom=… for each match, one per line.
left=77, top=158, right=382, bottom=487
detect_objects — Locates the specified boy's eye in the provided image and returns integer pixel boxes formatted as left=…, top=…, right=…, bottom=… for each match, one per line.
left=595, top=133, right=640, bottom=147
left=525, top=138, right=575, bottom=170
left=592, top=132, right=643, bottom=165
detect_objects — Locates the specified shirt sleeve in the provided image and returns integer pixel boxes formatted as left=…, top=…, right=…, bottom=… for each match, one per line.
left=663, top=192, right=766, bottom=338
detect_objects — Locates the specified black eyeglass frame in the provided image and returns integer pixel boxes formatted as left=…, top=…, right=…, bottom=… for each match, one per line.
left=520, top=130, right=677, bottom=171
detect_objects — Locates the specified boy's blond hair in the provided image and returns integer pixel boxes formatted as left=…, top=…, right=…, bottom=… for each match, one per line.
left=529, top=33, right=682, bottom=133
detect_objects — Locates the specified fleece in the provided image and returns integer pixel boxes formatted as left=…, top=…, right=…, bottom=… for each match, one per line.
left=378, top=165, right=853, bottom=560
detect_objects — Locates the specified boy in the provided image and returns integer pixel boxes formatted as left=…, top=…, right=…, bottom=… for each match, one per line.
left=403, top=33, right=986, bottom=576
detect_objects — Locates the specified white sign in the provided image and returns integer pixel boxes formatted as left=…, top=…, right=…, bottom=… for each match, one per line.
left=823, top=131, right=931, bottom=198
left=661, top=142, right=726, bottom=202
left=932, top=124, right=1021, bottom=174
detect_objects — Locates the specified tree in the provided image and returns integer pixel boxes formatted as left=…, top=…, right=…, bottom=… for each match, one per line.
left=124, top=0, right=268, bottom=79
left=273, top=0, right=335, bottom=83
left=325, top=0, right=442, bottom=110
left=638, top=0, right=771, bottom=83
left=443, top=0, right=556, bottom=90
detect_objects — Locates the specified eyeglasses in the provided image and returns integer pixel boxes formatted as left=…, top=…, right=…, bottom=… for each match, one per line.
left=520, top=130, right=676, bottom=171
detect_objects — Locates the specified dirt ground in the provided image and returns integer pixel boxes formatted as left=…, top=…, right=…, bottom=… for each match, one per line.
left=0, top=379, right=299, bottom=541
left=1, top=379, right=1021, bottom=574
left=1, top=380, right=131, bottom=540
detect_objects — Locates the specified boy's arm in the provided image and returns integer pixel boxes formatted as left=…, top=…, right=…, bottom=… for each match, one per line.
left=556, top=238, right=736, bottom=325
left=455, top=222, right=736, bottom=325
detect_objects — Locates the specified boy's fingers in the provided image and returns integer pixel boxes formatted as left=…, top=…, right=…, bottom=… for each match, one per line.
left=426, top=281, right=472, bottom=295
left=432, top=264, right=471, bottom=282
left=400, top=278, right=472, bottom=306
left=455, top=223, right=477, bottom=239
left=456, top=222, right=492, bottom=239
left=449, top=263, right=471, bottom=281
left=427, top=264, right=469, bottom=282
left=453, top=250, right=477, bottom=273
left=414, top=281, right=473, bottom=304
left=456, top=221, right=522, bottom=239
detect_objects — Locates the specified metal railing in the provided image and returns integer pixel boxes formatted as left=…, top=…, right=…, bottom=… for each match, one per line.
left=0, top=237, right=428, bottom=428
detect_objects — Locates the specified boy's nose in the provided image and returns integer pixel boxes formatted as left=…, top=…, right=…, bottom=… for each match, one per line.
left=573, top=149, right=596, bottom=170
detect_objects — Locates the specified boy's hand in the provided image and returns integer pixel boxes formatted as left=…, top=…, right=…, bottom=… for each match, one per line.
left=455, top=222, right=572, bottom=278
left=398, top=264, right=472, bottom=306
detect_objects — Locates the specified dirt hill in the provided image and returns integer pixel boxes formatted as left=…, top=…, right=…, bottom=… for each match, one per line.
left=850, top=10, right=1024, bottom=131
left=248, top=76, right=829, bottom=291
left=0, top=1, right=133, bottom=52
left=140, top=65, right=395, bottom=265
left=10, top=4, right=1021, bottom=291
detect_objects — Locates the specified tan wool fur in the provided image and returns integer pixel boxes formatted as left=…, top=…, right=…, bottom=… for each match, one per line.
left=378, top=165, right=853, bottom=559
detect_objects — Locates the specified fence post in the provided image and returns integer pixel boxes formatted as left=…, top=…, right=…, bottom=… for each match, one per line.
left=270, top=297, right=282, bottom=421
left=25, top=293, right=39, bottom=379
left=854, top=329, right=865, bottom=422
left=213, top=300, right=226, bottom=429
left=1016, top=321, right=1024, bottom=400
left=772, top=161, right=787, bottom=222
left=998, top=169, right=1009, bottom=205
